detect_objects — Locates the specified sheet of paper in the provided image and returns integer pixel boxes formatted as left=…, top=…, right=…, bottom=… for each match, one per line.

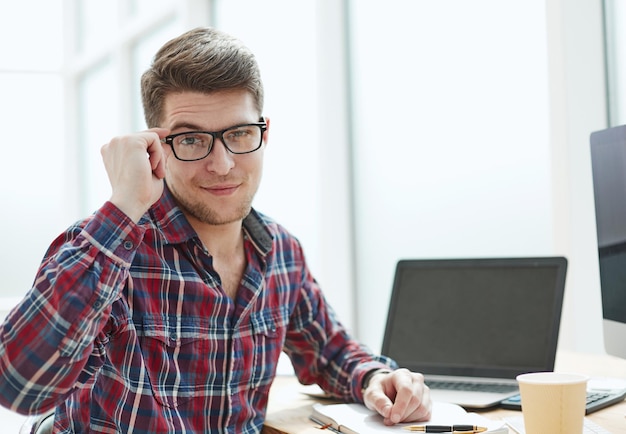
left=312, top=402, right=507, bottom=433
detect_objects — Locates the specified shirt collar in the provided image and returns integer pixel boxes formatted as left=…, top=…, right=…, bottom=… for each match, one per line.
left=242, top=209, right=272, bottom=257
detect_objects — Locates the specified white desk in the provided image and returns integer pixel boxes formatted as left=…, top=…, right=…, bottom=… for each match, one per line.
left=262, top=350, right=626, bottom=433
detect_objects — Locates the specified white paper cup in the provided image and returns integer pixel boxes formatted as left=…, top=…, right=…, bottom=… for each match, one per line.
left=517, top=372, right=588, bottom=434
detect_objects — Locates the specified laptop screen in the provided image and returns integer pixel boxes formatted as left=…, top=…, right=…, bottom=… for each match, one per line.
left=381, top=257, right=567, bottom=379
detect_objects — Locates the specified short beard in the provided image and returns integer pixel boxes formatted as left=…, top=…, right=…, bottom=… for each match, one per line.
left=168, top=181, right=254, bottom=226
left=172, top=188, right=253, bottom=226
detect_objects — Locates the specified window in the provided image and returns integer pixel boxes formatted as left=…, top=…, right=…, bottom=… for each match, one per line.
left=0, top=1, right=65, bottom=303
left=69, top=0, right=183, bottom=212
left=604, top=0, right=626, bottom=125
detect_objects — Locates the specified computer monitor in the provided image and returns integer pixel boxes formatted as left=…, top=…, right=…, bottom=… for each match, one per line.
left=590, top=124, right=626, bottom=359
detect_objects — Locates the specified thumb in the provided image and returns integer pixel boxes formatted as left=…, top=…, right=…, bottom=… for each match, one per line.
left=364, top=387, right=394, bottom=418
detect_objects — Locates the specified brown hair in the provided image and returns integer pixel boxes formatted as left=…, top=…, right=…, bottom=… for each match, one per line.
left=140, top=27, right=264, bottom=127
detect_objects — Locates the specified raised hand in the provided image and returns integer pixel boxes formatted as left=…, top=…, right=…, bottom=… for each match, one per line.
left=101, top=128, right=169, bottom=222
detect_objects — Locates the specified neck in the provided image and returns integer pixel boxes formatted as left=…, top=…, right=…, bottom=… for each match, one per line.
left=188, top=218, right=247, bottom=300
left=191, top=219, right=244, bottom=258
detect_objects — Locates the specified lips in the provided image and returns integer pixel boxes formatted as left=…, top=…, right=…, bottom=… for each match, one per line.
left=203, top=184, right=240, bottom=196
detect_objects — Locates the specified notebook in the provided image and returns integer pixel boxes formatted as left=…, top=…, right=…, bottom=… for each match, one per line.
left=381, top=256, right=568, bottom=409
left=310, top=401, right=508, bottom=433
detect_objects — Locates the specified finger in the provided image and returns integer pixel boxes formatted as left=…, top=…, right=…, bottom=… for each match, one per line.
left=365, top=388, right=394, bottom=419
left=388, top=383, right=431, bottom=424
left=363, top=374, right=395, bottom=419
left=405, top=384, right=432, bottom=421
left=146, top=128, right=170, bottom=179
left=147, top=127, right=170, bottom=136
left=384, top=370, right=416, bottom=423
left=384, top=371, right=431, bottom=424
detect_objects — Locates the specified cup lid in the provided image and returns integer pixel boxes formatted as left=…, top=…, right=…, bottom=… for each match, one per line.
left=516, top=372, right=589, bottom=384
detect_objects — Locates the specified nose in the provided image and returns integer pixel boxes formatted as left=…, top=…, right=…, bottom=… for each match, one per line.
left=204, top=138, right=235, bottom=175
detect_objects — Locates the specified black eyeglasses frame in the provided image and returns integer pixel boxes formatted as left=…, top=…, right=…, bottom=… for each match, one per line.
left=161, top=120, right=267, bottom=161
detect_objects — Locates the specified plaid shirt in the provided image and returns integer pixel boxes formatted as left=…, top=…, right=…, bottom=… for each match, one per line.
left=0, top=187, right=394, bottom=433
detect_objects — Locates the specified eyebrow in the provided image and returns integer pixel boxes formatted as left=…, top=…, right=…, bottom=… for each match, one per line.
left=169, top=122, right=205, bottom=132
left=169, top=120, right=260, bottom=133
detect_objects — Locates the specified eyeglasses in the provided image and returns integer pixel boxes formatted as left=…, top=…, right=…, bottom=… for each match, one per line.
left=162, top=120, right=267, bottom=161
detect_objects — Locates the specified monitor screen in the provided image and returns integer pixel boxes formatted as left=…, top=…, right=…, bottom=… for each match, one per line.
left=590, top=124, right=626, bottom=358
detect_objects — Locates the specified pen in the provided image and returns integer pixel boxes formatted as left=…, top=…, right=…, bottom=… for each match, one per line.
left=404, top=425, right=487, bottom=433
left=310, top=416, right=341, bottom=433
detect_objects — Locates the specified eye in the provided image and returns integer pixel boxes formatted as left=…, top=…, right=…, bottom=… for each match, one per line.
left=225, top=126, right=253, bottom=142
left=175, top=133, right=210, bottom=147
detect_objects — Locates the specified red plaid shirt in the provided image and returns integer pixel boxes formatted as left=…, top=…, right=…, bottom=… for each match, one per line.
left=0, top=188, right=393, bottom=433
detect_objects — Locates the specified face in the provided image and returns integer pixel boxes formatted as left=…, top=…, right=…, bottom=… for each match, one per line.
left=161, top=89, right=268, bottom=227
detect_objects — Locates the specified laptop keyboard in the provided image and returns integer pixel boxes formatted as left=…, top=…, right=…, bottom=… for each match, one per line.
left=426, top=380, right=519, bottom=393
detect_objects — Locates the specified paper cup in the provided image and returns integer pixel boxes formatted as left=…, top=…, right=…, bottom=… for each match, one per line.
left=517, top=372, right=588, bottom=434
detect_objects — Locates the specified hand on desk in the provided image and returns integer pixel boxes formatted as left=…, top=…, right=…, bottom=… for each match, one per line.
left=363, top=368, right=432, bottom=426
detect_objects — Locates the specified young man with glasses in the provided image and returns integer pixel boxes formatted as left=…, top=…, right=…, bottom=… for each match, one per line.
left=0, top=27, right=431, bottom=432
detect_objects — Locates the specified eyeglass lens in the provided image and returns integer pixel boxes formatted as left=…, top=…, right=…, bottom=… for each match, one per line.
left=172, top=124, right=263, bottom=160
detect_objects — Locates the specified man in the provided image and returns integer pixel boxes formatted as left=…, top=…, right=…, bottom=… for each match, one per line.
left=0, top=27, right=430, bottom=432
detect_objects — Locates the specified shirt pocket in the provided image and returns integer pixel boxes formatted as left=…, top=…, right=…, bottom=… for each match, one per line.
left=249, top=309, right=287, bottom=389
left=137, top=316, right=217, bottom=408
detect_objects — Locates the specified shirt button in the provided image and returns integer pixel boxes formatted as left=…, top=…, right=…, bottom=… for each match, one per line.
left=123, top=240, right=133, bottom=250
left=170, top=334, right=177, bottom=341
left=93, top=300, right=103, bottom=309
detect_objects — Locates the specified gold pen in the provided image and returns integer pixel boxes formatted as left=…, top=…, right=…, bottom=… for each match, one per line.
left=404, top=425, right=487, bottom=433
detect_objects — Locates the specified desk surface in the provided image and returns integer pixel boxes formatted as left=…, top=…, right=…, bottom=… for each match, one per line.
left=262, top=350, right=626, bottom=433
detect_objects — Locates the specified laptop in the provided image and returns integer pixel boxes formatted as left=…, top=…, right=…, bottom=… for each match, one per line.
left=381, top=257, right=568, bottom=409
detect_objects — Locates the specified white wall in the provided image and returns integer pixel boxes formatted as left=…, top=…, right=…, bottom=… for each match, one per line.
left=348, top=0, right=607, bottom=354
left=0, top=1, right=68, bottom=309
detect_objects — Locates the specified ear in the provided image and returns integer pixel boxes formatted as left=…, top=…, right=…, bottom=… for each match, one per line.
left=262, top=116, right=270, bottom=146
